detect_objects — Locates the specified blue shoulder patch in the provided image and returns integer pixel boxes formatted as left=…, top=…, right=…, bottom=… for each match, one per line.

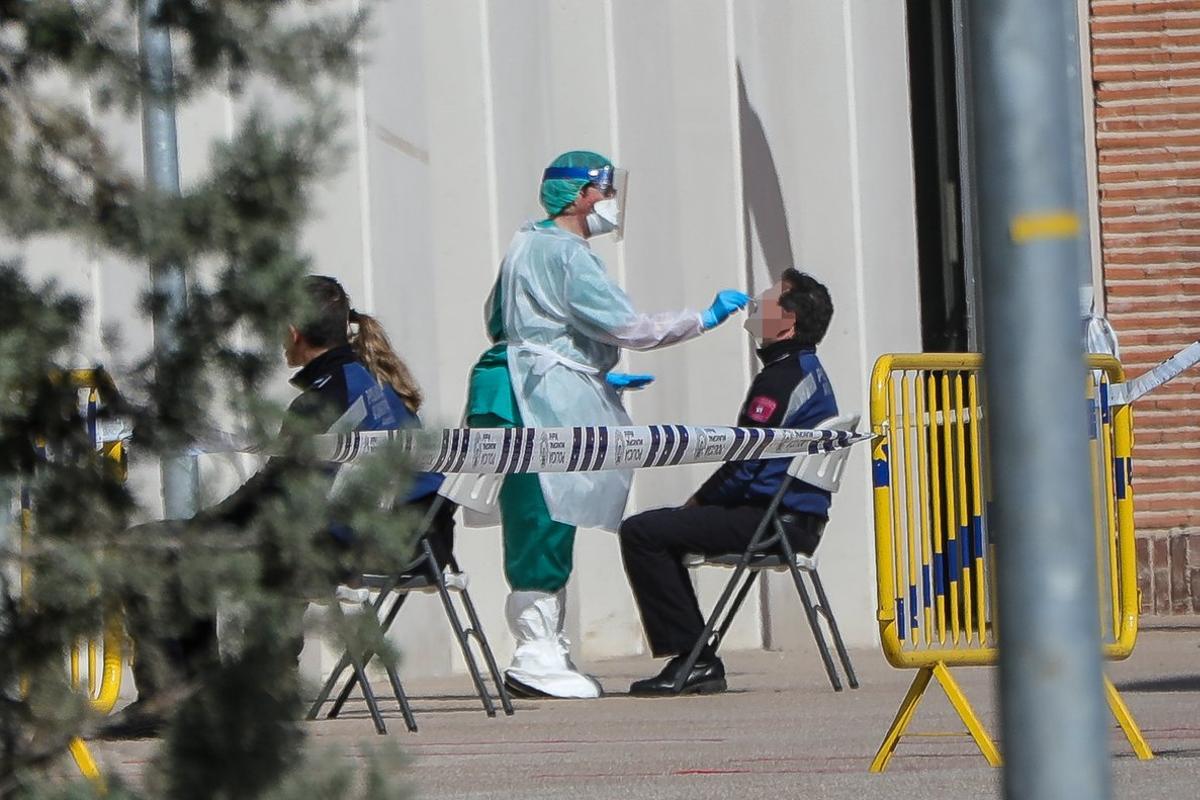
left=341, top=362, right=409, bottom=431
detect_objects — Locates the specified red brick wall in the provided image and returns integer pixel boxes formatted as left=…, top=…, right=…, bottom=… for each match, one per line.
left=1091, top=0, right=1200, bottom=614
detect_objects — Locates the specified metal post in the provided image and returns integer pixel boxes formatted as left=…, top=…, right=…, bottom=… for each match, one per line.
left=138, top=1, right=199, bottom=519
left=0, top=481, right=12, bottom=602
left=966, top=1, right=1111, bottom=799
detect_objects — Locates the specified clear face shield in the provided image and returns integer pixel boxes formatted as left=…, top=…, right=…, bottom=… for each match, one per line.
left=543, top=164, right=628, bottom=241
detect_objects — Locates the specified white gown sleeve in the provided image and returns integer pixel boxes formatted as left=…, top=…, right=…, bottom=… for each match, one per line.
left=563, top=248, right=705, bottom=351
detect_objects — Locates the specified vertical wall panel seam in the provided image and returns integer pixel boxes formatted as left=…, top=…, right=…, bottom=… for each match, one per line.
left=1079, top=0, right=1106, bottom=311
left=721, top=0, right=766, bottom=650
left=724, top=0, right=748, bottom=301
left=84, top=89, right=104, bottom=355
left=602, top=0, right=642, bottom=535
left=841, top=2, right=870, bottom=403
left=604, top=0, right=625, bottom=287
left=841, top=0, right=880, bottom=642
left=479, top=0, right=502, bottom=271
left=352, top=0, right=375, bottom=309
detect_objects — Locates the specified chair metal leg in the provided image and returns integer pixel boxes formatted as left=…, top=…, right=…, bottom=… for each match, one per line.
left=776, top=518, right=845, bottom=692
left=674, top=492, right=790, bottom=694
left=425, top=541, right=497, bottom=718
left=328, top=589, right=404, bottom=719
left=328, top=656, right=359, bottom=719
left=307, top=651, right=351, bottom=720
left=714, top=570, right=761, bottom=645
left=347, top=647, right=387, bottom=735
left=313, top=500, right=449, bottom=729
left=775, top=531, right=837, bottom=692
left=809, top=567, right=859, bottom=689
left=789, top=560, right=843, bottom=691
left=456, top=582, right=514, bottom=716
left=382, top=658, right=418, bottom=732
left=674, top=561, right=752, bottom=693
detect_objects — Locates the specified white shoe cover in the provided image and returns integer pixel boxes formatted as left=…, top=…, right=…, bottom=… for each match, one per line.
left=504, top=590, right=602, bottom=699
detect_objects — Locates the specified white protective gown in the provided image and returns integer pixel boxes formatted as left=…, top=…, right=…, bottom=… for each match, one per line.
left=495, top=222, right=706, bottom=532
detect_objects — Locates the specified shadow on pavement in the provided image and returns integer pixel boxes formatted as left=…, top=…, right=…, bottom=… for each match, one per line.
left=1116, top=675, right=1200, bottom=694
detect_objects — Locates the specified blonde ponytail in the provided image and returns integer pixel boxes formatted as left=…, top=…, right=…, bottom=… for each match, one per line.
left=349, top=309, right=423, bottom=413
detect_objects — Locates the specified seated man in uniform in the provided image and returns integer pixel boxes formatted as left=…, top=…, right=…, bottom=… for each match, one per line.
left=618, top=270, right=836, bottom=696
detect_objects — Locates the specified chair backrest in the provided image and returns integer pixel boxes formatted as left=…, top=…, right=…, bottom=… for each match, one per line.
left=785, top=413, right=861, bottom=493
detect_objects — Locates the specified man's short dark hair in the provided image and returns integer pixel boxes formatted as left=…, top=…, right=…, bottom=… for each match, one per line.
left=779, top=269, right=833, bottom=346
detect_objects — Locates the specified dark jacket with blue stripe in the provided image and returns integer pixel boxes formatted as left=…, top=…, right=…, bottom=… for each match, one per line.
left=694, top=338, right=838, bottom=517
left=206, top=345, right=442, bottom=530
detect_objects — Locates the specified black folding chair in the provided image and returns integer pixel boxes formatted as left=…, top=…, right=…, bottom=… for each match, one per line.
left=677, top=413, right=861, bottom=693
left=306, top=495, right=513, bottom=733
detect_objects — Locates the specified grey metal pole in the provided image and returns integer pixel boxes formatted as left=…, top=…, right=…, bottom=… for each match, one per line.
left=966, top=1, right=1111, bottom=799
left=138, top=1, right=199, bottom=519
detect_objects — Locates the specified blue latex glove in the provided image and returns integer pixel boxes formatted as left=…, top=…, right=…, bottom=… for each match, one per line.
left=605, top=372, right=655, bottom=391
left=700, top=289, right=751, bottom=330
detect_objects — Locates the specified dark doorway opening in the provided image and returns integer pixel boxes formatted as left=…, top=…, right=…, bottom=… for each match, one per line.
left=906, top=0, right=970, bottom=352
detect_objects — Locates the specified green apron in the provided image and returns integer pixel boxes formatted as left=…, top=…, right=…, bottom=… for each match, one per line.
left=467, top=278, right=576, bottom=593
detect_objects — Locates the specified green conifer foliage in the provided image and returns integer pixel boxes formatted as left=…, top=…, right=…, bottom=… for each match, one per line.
left=1, top=3, right=416, bottom=796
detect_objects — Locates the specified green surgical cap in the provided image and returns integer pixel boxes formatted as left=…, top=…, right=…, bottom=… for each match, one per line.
left=540, top=150, right=612, bottom=216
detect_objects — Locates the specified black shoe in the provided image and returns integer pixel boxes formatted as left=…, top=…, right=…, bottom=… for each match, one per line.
left=629, top=655, right=727, bottom=697
left=94, top=699, right=167, bottom=740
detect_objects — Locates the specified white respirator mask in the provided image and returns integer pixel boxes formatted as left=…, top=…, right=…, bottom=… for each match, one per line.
left=586, top=198, right=621, bottom=238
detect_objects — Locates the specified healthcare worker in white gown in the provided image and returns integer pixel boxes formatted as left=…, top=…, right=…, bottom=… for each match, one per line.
left=463, top=150, right=750, bottom=698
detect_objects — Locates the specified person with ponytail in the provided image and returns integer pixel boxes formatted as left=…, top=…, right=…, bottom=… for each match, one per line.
left=209, top=275, right=447, bottom=538
left=112, top=275, right=450, bottom=737
left=348, top=307, right=424, bottom=415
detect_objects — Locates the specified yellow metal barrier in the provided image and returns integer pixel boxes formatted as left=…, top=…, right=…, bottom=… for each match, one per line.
left=20, top=371, right=127, bottom=788
left=868, top=353, right=1150, bottom=772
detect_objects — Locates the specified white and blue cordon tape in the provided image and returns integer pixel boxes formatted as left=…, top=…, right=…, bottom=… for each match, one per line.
left=1106, top=340, right=1200, bottom=407
left=186, top=424, right=874, bottom=475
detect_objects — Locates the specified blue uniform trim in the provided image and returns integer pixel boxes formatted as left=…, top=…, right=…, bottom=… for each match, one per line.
left=339, top=361, right=442, bottom=500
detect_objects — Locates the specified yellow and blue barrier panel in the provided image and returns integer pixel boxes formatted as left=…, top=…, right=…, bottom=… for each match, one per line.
left=19, top=370, right=128, bottom=788
left=868, top=353, right=1150, bottom=772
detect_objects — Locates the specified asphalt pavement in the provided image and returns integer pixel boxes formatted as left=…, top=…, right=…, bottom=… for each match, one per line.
left=86, top=627, right=1200, bottom=799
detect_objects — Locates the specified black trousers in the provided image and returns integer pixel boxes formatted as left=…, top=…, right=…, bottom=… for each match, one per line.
left=127, top=494, right=457, bottom=702
left=618, top=504, right=822, bottom=658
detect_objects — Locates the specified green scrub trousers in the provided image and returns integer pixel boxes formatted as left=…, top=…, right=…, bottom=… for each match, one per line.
left=467, top=344, right=577, bottom=593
